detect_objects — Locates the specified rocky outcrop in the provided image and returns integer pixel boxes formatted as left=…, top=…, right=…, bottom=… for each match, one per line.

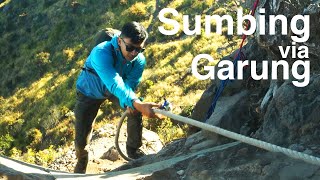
left=144, top=0, right=320, bottom=179
left=202, top=91, right=250, bottom=143
left=255, top=75, right=320, bottom=147
left=192, top=0, right=320, bottom=142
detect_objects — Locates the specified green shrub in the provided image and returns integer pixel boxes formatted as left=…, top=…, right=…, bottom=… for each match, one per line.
left=9, top=147, right=22, bottom=160
left=35, top=52, right=51, bottom=65
left=121, top=2, right=149, bottom=22
left=0, top=134, right=14, bottom=154
left=22, top=148, right=36, bottom=164
left=180, top=105, right=194, bottom=117
left=157, top=118, right=186, bottom=144
left=35, top=145, right=58, bottom=166
left=27, top=128, right=43, bottom=149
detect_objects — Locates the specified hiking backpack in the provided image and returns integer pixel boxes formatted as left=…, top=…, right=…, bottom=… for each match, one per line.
left=83, top=28, right=135, bottom=76
left=93, top=28, right=121, bottom=48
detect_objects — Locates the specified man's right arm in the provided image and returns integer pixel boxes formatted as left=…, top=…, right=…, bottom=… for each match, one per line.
left=91, top=44, right=162, bottom=119
left=132, top=99, right=161, bottom=118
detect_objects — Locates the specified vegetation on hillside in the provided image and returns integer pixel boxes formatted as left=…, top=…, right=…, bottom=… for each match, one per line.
left=0, top=0, right=242, bottom=166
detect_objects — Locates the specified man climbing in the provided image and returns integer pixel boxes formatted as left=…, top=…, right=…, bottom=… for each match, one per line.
left=74, top=21, right=161, bottom=173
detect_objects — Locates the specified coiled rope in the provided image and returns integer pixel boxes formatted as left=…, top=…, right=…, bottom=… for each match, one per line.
left=115, top=100, right=172, bottom=161
left=115, top=110, right=134, bottom=161
left=153, top=109, right=320, bottom=166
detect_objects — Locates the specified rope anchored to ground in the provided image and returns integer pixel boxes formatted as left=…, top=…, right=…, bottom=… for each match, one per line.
left=152, top=109, right=320, bottom=166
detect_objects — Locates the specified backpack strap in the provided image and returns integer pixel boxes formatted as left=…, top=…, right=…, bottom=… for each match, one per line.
left=82, top=43, right=118, bottom=76
left=81, top=67, right=98, bottom=76
left=111, top=44, right=116, bottom=67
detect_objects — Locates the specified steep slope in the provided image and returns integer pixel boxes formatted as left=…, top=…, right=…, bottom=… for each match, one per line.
left=0, top=0, right=242, bottom=165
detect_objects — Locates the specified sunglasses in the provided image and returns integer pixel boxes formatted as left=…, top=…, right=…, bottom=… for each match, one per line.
left=120, top=37, right=145, bottom=53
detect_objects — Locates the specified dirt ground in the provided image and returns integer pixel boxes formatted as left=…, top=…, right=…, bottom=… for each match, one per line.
left=48, top=123, right=163, bottom=174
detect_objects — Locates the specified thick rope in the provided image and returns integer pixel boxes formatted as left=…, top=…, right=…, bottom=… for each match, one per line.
left=153, top=109, right=320, bottom=166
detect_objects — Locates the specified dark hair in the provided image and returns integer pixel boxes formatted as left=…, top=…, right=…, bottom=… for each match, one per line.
left=120, top=21, right=148, bottom=44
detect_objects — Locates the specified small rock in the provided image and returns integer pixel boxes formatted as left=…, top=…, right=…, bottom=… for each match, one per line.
left=65, top=111, right=74, bottom=117
left=310, top=146, right=318, bottom=150
left=177, top=170, right=184, bottom=176
left=67, top=150, right=73, bottom=155
left=102, top=167, right=111, bottom=172
left=92, top=159, right=101, bottom=164
left=98, top=128, right=108, bottom=137
left=101, top=146, right=120, bottom=161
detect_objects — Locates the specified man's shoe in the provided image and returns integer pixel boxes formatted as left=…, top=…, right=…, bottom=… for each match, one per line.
left=74, top=156, right=88, bottom=174
left=126, top=145, right=146, bottom=159
left=74, top=161, right=87, bottom=174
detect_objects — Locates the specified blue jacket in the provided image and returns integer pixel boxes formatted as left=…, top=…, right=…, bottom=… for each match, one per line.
left=76, top=34, right=146, bottom=109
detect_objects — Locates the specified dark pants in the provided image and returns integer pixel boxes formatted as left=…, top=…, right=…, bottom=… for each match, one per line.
left=74, top=91, right=142, bottom=173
